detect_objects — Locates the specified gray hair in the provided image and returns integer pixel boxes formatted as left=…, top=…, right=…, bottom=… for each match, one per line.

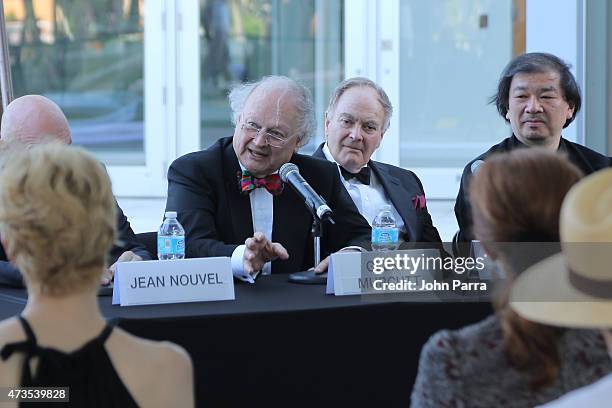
left=228, top=76, right=316, bottom=146
left=326, top=77, right=393, bottom=131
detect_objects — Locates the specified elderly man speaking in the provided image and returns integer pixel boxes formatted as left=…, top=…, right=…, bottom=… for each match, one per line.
left=165, top=76, right=370, bottom=282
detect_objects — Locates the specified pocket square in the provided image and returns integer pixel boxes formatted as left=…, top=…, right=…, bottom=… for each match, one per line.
left=412, top=194, right=427, bottom=210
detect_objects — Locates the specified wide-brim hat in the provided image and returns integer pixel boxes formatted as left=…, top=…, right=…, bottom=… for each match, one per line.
left=510, top=168, right=612, bottom=329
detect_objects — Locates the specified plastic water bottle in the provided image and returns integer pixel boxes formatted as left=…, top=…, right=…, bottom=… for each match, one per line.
left=157, top=211, right=185, bottom=260
left=371, top=205, right=399, bottom=251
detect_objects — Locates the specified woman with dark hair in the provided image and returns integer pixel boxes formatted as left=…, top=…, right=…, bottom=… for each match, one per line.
left=510, top=168, right=612, bottom=407
left=411, top=148, right=612, bottom=407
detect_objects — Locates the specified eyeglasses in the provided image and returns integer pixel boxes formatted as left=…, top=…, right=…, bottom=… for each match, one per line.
left=241, top=120, right=296, bottom=148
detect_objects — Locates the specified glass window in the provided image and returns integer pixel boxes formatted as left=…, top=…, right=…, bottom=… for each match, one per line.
left=4, top=0, right=145, bottom=166
left=199, top=0, right=343, bottom=153
left=399, top=0, right=513, bottom=168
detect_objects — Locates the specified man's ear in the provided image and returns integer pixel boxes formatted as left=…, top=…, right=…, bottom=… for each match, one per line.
left=373, top=128, right=386, bottom=151
left=293, top=133, right=304, bottom=152
left=324, top=112, right=331, bottom=140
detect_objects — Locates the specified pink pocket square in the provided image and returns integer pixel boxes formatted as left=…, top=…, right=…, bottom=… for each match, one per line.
left=412, top=194, right=426, bottom=210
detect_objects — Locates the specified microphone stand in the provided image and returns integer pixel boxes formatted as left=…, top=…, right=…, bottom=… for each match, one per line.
left=313, top=219, right=321, bottom=268
left=288, top=207, right=331, bottom=285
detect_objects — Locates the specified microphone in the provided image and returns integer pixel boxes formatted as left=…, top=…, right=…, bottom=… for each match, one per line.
left=279, top=163, right=335, bottom=224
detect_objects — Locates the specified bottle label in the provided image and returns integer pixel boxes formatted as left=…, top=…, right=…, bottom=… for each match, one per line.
left=371, top=227, right=399, bottom=244
left=157, top=236, right=185, bottom=255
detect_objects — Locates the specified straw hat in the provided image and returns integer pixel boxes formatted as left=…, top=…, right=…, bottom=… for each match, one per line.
left=510, top=168, right=612, bottom=329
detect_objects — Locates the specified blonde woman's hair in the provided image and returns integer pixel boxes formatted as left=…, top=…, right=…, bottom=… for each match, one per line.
left=0, top=143, right=116, bottom=296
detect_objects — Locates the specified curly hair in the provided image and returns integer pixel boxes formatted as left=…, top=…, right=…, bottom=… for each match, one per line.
left=228, top=76, right=316, bottom=147
left=0, top=143, right=116, bottom=296
left=470, top=148, right=583, bottom=390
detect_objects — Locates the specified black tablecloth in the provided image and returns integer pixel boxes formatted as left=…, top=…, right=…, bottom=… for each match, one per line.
left=0, top=275, right=493, bottom=407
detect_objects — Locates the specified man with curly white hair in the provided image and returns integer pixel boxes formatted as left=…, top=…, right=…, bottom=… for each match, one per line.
left=166, top=76, right=370, bottom=282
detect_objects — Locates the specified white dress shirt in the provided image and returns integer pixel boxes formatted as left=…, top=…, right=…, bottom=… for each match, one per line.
left=322, top=143, right=406, bottom=237
left=231, top=163, right=274, bottom=283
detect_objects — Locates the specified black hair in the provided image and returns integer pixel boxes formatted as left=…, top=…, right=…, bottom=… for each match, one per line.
left=490, top=52, right=581, bottom=128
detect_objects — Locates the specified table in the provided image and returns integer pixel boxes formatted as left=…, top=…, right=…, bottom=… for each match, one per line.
left=0, top=275, right=492, bottom=407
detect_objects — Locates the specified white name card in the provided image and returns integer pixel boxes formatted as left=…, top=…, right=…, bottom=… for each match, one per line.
left=112, top=257, right=234, bottom=306
left=326, top=250, right=441, bottom=296
left=326, top=252, right=362, bottom=296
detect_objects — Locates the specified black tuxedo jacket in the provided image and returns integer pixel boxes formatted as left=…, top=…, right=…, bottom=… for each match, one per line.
left=313, top=144, right=442, bottom=244
left=0, top=201, right=151, bottom=287
left=165, top=137, right=371, bottom=274
left=455, top=135, right=612, bottom=243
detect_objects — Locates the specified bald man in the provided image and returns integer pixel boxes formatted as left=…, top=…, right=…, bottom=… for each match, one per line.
left=0, top=94, right=71, bottom=145
left=0, top=95, right=152, bottom=288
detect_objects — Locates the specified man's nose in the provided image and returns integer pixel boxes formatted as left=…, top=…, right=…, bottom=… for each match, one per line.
left=252, top=130, right=268, bottom=147
left=349, top=126, right=363, bottom=141
left=525, top=95, right=543, bottom=113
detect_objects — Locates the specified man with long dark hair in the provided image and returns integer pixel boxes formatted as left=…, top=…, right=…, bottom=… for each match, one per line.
left=454, top=52, right=612, bottom=246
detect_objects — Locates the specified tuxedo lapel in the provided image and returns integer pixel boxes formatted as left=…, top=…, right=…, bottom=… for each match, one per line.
left=312, top=143, right=326, bottom=159
left=222, top=142, right=254, bottom=242
left=369, top=161, right=419, bottom=242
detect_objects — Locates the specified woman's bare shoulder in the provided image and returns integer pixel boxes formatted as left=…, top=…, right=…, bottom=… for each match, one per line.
left=106, top=327, right=194, bottom=408
left=0, top=317, right=26, bottom=347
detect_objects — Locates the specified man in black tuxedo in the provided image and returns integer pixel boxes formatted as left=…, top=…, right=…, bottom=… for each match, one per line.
left=0, top=95, right=151, bottom=287
left=313, top=77, right=442, bottom=245
left=454, top=53, right=612, bottom=245
left=165, top=76, right=371, bottom=282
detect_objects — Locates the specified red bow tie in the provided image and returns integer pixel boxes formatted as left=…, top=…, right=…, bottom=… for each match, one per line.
left=239, top=171, right=283, bottom=195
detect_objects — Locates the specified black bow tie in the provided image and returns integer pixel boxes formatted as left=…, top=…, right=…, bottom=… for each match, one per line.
left=339, top=166, right=371, bottom=185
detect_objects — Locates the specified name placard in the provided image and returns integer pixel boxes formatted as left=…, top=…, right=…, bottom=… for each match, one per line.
left=326, top=250, right=441, bottom=296
left=112, top=257, right=234, bottom=306
left=326, top=252, right=362, bottom=296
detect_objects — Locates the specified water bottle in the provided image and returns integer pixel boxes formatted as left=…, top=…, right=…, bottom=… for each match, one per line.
left=157, top=211, right=185, bottom=260
left=371, top=205, right=399, bottom=251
